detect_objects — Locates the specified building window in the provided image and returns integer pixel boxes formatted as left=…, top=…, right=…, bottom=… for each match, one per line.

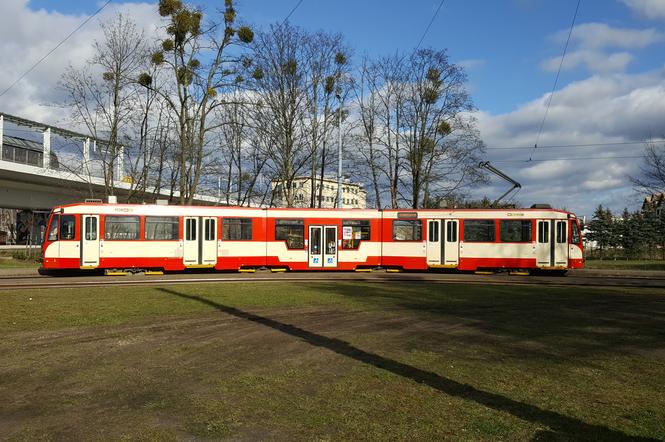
left=59, top=215, right=76, bottom=240
left=393, top=220, right=422, bottom=241
left=500, top=220, right=531, bottom=242
left=105, top=216, right=139, bottom=240
left=145, top=216, right=179, bottom=240
left=464, top=220, right=495, bottom=242
left=342, top=220, right=370, bottom=249
left=222, top=218, right=252, bottom=240
left=275, top=219, right=304, bottom=249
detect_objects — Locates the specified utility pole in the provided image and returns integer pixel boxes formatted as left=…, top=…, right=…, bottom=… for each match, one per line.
left=336, top=93, right=343, bottom=209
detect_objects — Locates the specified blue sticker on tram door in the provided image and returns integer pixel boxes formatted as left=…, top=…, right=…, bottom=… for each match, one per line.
left=327, top=257, right=333, bottom=264
left=313, top=257, right=319, bottom=264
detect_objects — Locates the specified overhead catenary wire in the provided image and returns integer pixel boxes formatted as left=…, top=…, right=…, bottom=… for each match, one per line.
left=487, top=138, right=665, bottom=150
left=494, top=154, right=644, bottom=163
left=415, top=0, right=446, bottom=50
left=529, top=0, right=582, bottom=161
left=282, top=0, right=304, bottom=25
left=0, top=0, right=113, bottom=99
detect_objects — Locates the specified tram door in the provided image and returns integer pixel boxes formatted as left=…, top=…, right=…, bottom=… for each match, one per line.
left=183, top=217, right=218, bottom=267
left=443, top=220, right=459, bottom=266
left=308, top=225, right=338, bottom=268
left=80, top=215, right=100, bottom=268
left=536, top=220, right=569, bottom=268
left=426, top=219, right=459, bottom=267
left=426, top=220, right=441, bottom=265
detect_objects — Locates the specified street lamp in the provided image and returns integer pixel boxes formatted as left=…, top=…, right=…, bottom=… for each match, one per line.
left=336, top=93, right=342, bottom=209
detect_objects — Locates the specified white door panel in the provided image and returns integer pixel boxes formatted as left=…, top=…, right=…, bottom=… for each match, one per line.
left=323, top=226, right=338, bottom=268
left=202, top=217, right=217, bottom=265
left=183, top=217, right=199, bottom=265
left=309, top=226, right=323, bottom=267
left=426, top=220, right=441, bottom=265
left=81, top=215, right=100, bottom=268
left=444, top=220, right=459, bottom=266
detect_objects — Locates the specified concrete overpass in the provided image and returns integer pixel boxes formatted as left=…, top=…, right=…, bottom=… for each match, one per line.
left=0, top=112, right=234, bottom=210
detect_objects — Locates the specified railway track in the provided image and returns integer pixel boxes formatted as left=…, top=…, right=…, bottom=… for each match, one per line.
left=1, top=270, right=664, bottom=291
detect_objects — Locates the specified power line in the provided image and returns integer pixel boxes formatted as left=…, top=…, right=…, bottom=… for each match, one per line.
left=0, top=0, right=113, bottom=99
left=494, top=154, right=643, bottom=163
left=415, top=0, right=446, bottom=50
left=487, top=139, right=665, bottom=150
left=530, top=0, right=582, bottom=161
left=282, top=0, right=304, bottom=25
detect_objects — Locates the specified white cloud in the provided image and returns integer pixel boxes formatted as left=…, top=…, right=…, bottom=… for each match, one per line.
left=0, top=0, right=161, bottom=126
left=542, top=50, right=633, bottom=72
left=543, top=22, right=663, bottom=73
left=473, top=68, right=665, bottom=217
left=621, top=0, right=665, bottom=19
left=457, top=58, right=486, bottom=70
left=553, top=22, right=664, bottom=49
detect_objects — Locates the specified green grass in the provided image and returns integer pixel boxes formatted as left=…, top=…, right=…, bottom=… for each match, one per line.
left=1, top=281, right=664, bottom=440
left=0, top=259, right=39, bottom=269
left=585, top=259, right=665, bottom=271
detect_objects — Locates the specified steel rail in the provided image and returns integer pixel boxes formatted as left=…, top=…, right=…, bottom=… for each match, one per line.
left=1, top=273, right=664, bottom=291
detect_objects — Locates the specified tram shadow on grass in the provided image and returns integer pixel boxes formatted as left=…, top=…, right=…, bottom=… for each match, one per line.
left=159, top=287, right=658, bottom=441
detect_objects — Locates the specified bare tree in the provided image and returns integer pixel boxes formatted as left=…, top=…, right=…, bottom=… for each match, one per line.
left=249, top=23, right=313, bottom=207
left=352, top=56, right=383, bottom=208
left=401, top=49, right=485, bottom=208
left=631, top=141, right=665, bottom=195
left=301, top=31, right=350, bottom=207
left=351, top=49, right=485, bottom=209
left=215, top=87, right=270, bottom=206
left=144, top=0, right=254, bottom=204
left=61, top=13, right=148, bottom=199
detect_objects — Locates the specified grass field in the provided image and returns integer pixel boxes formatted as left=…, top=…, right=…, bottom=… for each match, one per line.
left=585, top=259, right=665, bottom=271
left=0, top=257, right=39, bottom=269
left=1, top=281, right=664, bottom=441
left=0, top=249, right=40, bottom=269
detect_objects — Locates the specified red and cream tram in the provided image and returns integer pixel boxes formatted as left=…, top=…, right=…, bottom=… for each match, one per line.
left=40, top=202, right=584, bottom=274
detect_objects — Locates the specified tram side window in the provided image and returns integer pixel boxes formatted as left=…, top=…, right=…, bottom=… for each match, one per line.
left=342, top=220, right=370, bottom=249
left=204, top=219, right=216, bottom=241
left=85, top=217, right=97, bottom=240
left=571, top=221, right=581, bottom=244
left=538, top=221, right=549, bottom=243
left=556, top=221, right=567, bottom=243
left=222, top=218, right=252, bottom=240
left=47, top=215, right=59, bottom=241
left=446, top=221, right=457, bottom=242
left=145, top=216, right=179, bottom=240
left=275, top=219, right=304, bottom=249
left=60, top=215, right=76, bottom=240
left=393, top=220, right=422, bottom=241
left=105, top=216, right=140, bottom=240
left=500, top=220, right=531, bottom=242
left=185, top=219, right=197, bottom=241
left=464, top=219, right=495, bottom=242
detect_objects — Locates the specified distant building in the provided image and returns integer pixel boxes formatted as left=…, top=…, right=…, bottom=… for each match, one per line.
left=271, top=176, right=367, bottom=208
left=642, top=192, right=664, bottom=215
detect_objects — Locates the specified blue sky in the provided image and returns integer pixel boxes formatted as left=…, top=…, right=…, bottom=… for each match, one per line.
left=26, top=0, right=664, bottom=114
left=7, top=0, right=665, bottom=216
